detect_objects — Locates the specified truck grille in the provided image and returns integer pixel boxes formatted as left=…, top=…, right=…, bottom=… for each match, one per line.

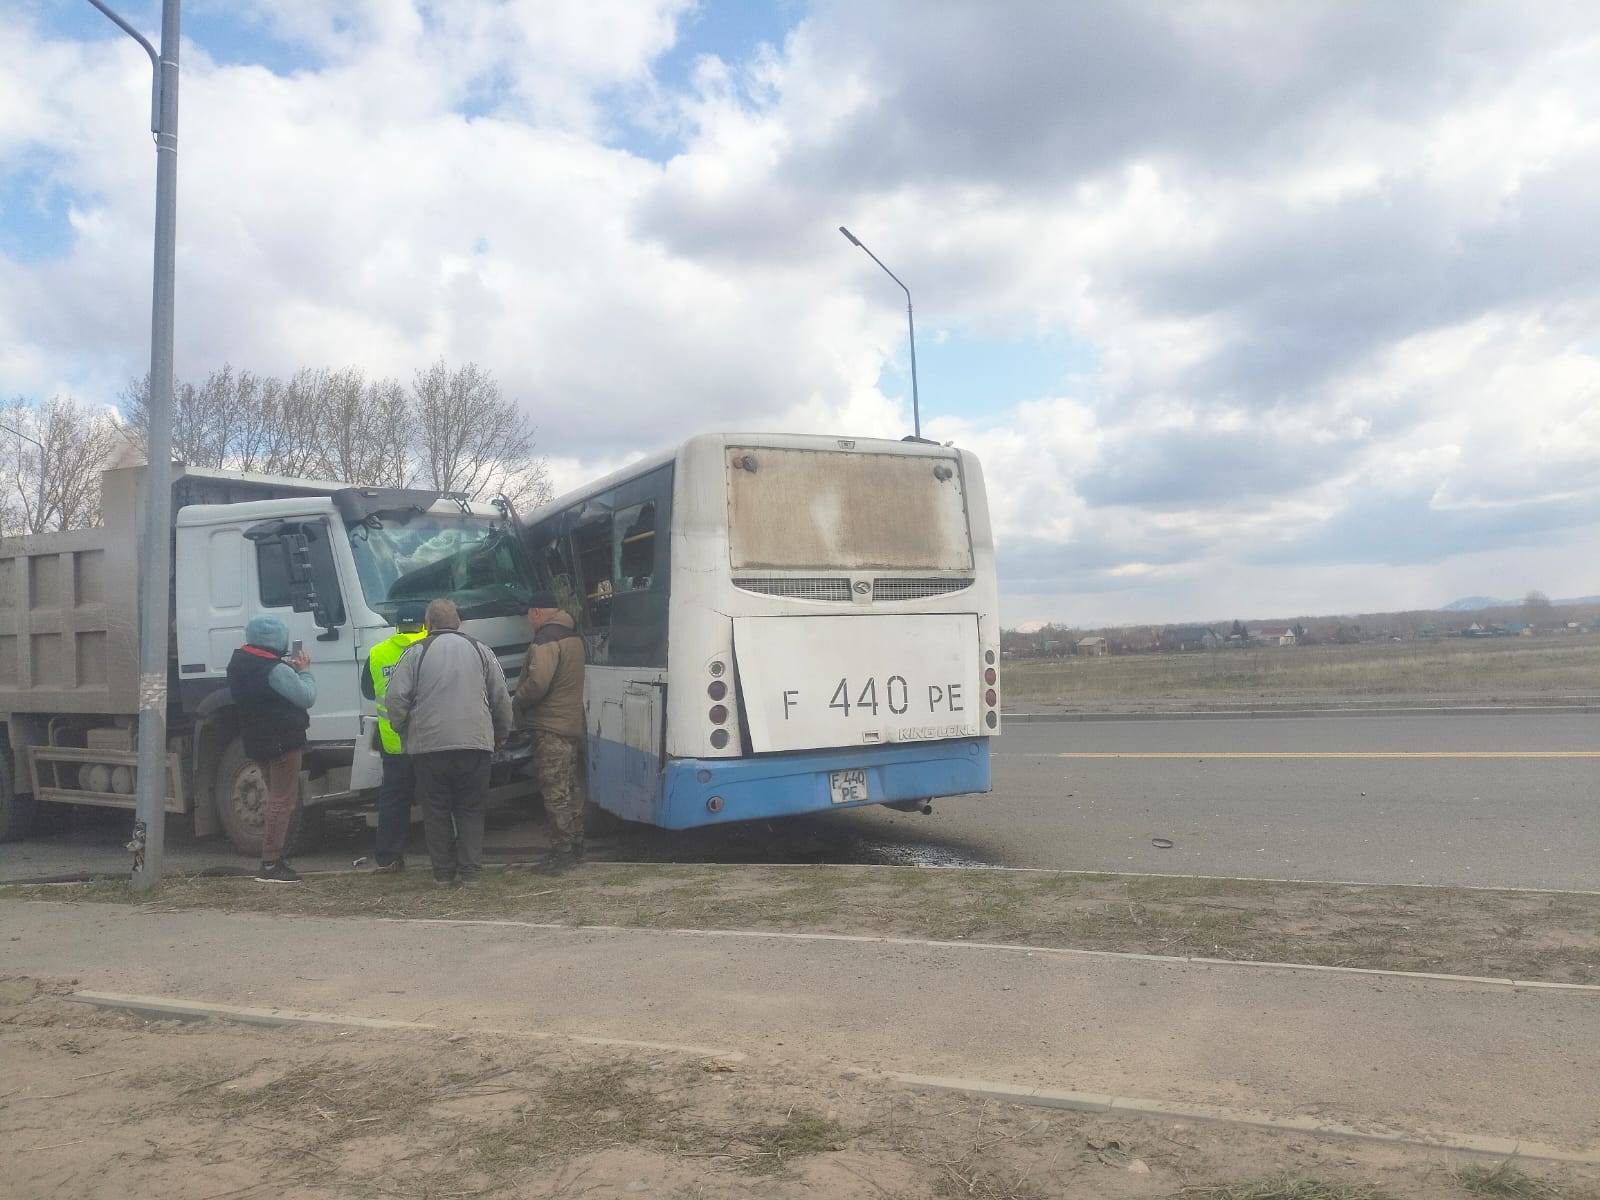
left=871, top=577, right=974, bottom=601
left=733, top=577, right=852, bottom=602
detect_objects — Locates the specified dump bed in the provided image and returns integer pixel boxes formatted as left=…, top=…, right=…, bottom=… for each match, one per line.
left=0, top=464, right=345, bottom=716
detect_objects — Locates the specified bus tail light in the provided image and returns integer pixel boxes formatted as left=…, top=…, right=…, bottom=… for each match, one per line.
left=984, top=652, right=999, bottom=729
left=709, top=658, right=736, bottom=751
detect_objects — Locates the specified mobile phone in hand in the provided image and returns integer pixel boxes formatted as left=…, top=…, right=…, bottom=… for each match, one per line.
left=291, top=639, right=304, bottom=656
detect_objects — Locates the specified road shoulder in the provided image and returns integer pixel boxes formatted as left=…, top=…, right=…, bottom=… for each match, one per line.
left=8, top=863, right=1597, bottom=983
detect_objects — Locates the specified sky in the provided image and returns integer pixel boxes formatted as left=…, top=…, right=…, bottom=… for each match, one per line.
left=2, top=0, right=1598, bottom=626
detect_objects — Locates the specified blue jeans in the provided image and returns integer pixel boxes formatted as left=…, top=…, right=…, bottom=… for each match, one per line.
left=376, top=752, right=414, bottom=866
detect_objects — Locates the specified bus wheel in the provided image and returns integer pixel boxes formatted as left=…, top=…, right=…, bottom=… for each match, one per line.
left=0, top=746, right=39, bottom=843
left=212, top=738, right=321, bottom=857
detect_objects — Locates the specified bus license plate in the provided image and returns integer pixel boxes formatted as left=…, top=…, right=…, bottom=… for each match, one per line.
left=829, top=769, right=870, bottom=805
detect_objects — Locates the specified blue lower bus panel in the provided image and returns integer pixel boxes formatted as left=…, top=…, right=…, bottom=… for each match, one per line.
left=636, top=737, right=991, bottom=830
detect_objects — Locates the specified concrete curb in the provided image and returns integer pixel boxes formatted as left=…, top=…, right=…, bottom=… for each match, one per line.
left=887, top=1072, right=1600, bottom=1165
left=1003, top=704, right=1600, bottom=723
left=65, top=990, right=746, bottom=1061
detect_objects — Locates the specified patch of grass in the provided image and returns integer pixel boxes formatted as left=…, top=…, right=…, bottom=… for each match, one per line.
left=1004, top=635, right=1600, bottom=708
left=1457, top=1159, right=1566, bottom=1198
left=9, top=863, right=1599, bottom=984
left=739, top=1113, right=848, bottom=1173
left=1174, top=1179, right=1400, bottom=1200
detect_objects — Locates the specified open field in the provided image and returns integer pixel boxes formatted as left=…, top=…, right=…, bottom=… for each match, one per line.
left=10, top=863, right=1598, bottom=982
left=5, top=976, right=1596, bottom=1200
left=1003, top=637, right=1600, bottom=711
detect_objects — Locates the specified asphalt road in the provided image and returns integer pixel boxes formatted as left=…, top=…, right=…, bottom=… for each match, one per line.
left=3, top=712, right=1596, bottom=889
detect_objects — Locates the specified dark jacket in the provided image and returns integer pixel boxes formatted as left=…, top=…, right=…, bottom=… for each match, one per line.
left=227, top=646, right=312, bottom=763
left=514, top=612, right=587, bottom=738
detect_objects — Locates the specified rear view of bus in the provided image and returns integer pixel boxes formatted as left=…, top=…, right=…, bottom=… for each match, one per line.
left=525, top=432, right=999, bottom=829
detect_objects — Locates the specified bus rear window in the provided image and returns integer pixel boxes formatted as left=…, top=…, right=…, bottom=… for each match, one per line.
left=727, top=448, right=973, bottom=572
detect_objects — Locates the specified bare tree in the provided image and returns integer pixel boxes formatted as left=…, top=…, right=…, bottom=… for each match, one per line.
left=122, top=359, right=551, bottom=509
left=410, top=360, right=551, bottom=510
left=123, top=364, right=257, bottom=470
left=0, top=396, right=123, bottom=534
left=315, top=369, right=414, bottom=488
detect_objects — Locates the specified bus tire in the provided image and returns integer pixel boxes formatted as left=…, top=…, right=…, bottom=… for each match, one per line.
left=212, top=738, right=320, bottom=857
left=0, top=745, right=39, bottom=843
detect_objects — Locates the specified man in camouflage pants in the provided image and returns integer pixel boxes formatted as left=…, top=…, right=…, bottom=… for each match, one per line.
left=515, top=592, right=589, bottom=874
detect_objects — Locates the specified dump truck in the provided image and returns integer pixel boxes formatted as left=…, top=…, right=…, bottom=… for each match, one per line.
left=0, top=464, right=539, bottom=853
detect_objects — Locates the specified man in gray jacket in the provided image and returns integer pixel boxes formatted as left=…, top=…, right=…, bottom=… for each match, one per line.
left=385, top=598, right=513, bottom=886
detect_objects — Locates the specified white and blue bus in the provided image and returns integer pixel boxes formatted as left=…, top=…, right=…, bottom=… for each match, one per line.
left=522, top=433, right=1000, bottom=829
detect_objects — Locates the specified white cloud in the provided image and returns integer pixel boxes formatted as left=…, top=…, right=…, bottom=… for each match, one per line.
left=3, top=1, right=1599, bottom=623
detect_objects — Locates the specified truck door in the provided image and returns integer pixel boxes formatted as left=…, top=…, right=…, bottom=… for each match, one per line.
left=244, top=519, right=360, bottom=742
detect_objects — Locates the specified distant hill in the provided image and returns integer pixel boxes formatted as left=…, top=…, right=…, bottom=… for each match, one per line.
left=1441, top=595, right=1600, bottom=612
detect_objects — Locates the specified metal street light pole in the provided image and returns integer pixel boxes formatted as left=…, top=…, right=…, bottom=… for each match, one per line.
left=839, top=226, right=921, bottom=440
left=0, top=420, right=49, bottom=532
left=86, top=0, right=180, bottom=892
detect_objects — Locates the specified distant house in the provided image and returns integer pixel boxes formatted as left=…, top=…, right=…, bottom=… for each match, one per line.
left=1163, top=626, right=1220, bottom=652
left=1076, top=636, right=1108, bottom=657
left=1253, top=626, right=1297, bottom=646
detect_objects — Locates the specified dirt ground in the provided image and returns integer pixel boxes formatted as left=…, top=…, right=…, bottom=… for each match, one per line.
left=4, top=975, right=1594, bottom=1200
left=12, top=864, right=1598, bottom=984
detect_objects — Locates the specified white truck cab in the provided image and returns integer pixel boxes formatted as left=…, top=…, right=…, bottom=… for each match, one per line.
left=170, top=484, right=537, bottom=851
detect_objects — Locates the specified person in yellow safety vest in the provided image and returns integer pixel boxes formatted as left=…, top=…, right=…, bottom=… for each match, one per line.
left=359, top=601, right=429, bottom=871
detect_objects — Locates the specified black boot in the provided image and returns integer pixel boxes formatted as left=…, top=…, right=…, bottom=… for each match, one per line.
left=531, top=845, right=576, bottom=875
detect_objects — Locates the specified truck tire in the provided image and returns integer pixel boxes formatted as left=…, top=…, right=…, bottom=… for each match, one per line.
left=0, top=745, right=39, bottom=843
left=212, top=738, right=321, bottom=858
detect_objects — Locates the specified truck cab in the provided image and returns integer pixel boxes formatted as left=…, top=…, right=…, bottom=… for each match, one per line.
left=173, top=485, right=538, bottom=853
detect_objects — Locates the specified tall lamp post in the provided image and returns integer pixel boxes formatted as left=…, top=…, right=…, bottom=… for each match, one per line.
left=839, top=226, right=922, bottom=440
left=86, top=0, right=180, bottom=892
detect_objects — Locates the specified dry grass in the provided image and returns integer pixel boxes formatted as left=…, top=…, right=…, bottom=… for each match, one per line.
left=1457, top=1160, right=1572, bottom=1198
left=1003, top=637, right=1600, bottom=709
left=9, top=862, right=1598, bottom=983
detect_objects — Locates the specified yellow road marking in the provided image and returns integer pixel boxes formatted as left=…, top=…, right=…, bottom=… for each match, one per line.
left=1055, top=751, right=1600, bottom=759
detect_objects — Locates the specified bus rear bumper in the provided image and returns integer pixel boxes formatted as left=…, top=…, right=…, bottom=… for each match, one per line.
left=656, top=737, right=991, bottom=829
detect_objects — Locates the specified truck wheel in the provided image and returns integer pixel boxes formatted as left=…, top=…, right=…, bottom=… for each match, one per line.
left=212, top=739, right=321, bottom=857
left=0, top=745, right=39, bottom=843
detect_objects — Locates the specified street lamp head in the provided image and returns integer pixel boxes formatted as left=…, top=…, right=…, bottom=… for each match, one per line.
left=838, top=225, right=862, bottom=247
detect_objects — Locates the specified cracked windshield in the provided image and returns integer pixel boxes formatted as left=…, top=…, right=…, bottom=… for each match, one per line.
left=346, top=511, right=535, bottom=621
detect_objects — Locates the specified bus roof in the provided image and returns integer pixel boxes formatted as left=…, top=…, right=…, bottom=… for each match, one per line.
left=525, top=431, right=957, bottom=523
